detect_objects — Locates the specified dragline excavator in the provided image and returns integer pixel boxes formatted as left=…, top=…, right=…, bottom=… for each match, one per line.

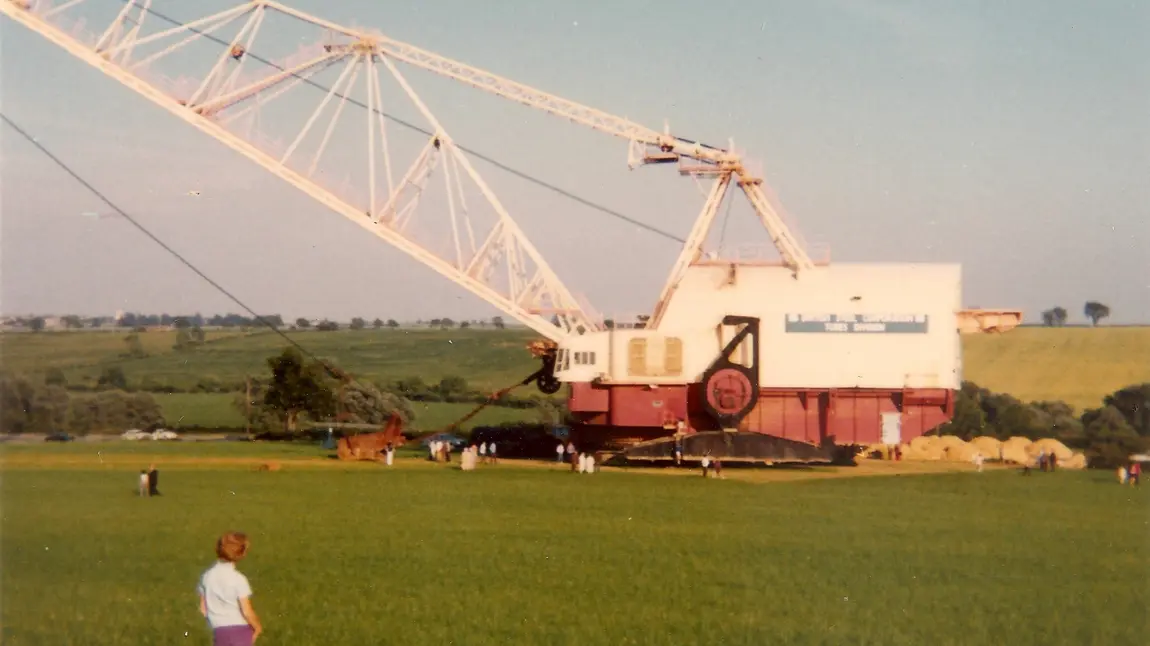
left=3, top=0, right=1020, bottom=461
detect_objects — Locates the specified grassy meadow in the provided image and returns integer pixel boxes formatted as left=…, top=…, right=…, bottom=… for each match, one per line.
left=1, top=325, right=1147, bottom=431
left=1, top=445, right=1146, bottom=645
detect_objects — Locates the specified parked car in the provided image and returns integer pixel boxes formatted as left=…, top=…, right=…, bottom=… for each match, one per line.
left=45, top=432, right=74, bottom=442
left=121, top=429, right=150, bottom=441
left=152, top=429, right=179, bottom=441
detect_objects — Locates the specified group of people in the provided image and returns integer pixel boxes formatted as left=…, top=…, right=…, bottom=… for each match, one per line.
left=555, top=441, right=597, bottom=473
left=1118, top=461, right=1142, bottom=486
left=137, top=463, right=161, bottom=497
left=458, top=442, right=498, bottom=470
left=430, top=438, right=498, bottom=465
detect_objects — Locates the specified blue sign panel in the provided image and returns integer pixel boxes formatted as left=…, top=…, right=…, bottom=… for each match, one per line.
left=785, top=313, right=929, bottom=334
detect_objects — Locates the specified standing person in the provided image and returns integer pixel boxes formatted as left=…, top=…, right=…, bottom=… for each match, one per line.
left=488, top=441, right=497, bottom=465
left=556, top=443, right=565, bottom=463
left=1049, top=452, right=1057, bottom=472
left=147, top=463, right=161, bottom=496
left=713, top=458, right=723, bottom=479
left=1130, top=461, right=1142, bottom=487
left=138, top=469, right=150, bottom=497
left=385, top=442, right=394, bottom=467
left=701, top=454, right=711, bottom=478
left=198, top=531, right=263, bottom=645
left=478, top=441, right=487, bottom=464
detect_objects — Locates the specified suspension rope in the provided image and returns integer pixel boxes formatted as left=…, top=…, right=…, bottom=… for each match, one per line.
left=112, top=0, right=687, bottom=244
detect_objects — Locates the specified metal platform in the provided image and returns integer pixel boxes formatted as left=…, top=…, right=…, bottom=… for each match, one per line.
left=621, top=431, right=833, bottom=463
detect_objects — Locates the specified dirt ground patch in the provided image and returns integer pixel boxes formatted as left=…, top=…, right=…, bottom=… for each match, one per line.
left=1, top=451, right=997, bottom=482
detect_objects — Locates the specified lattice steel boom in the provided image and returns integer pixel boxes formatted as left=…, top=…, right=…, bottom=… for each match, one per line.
left=2, top=0, right=815, bottom=341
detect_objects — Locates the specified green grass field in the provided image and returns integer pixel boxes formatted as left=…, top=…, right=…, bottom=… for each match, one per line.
left=0, top=328, right=540, bottom=392
left=1, top=444, right=1146, bottom=645
left=154, top=393, right=538, bottom=432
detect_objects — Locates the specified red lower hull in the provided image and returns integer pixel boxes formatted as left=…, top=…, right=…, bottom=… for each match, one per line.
left=567, top=382, right=954, bottom=450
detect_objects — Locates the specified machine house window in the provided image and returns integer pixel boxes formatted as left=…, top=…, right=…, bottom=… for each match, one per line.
left=573, top=351, right=597, bottom=365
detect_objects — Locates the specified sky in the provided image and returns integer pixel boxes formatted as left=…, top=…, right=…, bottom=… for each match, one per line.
left=1, top=0, right=1147, bottom=325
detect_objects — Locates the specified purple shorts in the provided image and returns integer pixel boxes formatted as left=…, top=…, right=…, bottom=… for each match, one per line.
left=213, top=624, right=254, bottom=646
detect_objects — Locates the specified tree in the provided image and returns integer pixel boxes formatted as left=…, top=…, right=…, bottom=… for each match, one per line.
left=295, top=318, right=312, bottom=329
left=386, top=319, right=399, bottom=328
left=316, top=320, right=339, bottom=331
left=436, top=375, right=469, bottom=398
left=28, top=317, right=45, bottom=332
left=122, top=333, right=148, bottom=359
left=439, top=318, right=455, bottom=329
left=231, top=379, right=279, bottom=433
left=935, top=382, right=987, bottom=440
left=97, top=366, right=128, bottom=391
left=350, top=317, right=367, bottom=330
left=1102, top=383, right=1150, bottom=437
left=1079, top=405, right=1142, bottom=467
left=262, top=348, right=336, bottom=432
left=491, top=316, right=505, bottom=329
left=61, top=315, right=83, bottom=329
left=460, top=320, right=470, bottom=329
left=372, top=318, right=384, bottom=329
left=337, top=381, right=414, bottom=425
left=1083, top=301, right=1110, bottom=326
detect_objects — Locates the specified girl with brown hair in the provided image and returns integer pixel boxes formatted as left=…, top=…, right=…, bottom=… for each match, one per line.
left=197, top=531, right=264, bottom=645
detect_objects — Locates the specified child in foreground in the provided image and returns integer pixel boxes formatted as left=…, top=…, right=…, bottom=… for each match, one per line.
left=197, top=531, right=264, bottom=645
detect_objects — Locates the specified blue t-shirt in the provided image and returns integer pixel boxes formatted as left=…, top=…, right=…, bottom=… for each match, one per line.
left=197, top=561, right=253, bottom=629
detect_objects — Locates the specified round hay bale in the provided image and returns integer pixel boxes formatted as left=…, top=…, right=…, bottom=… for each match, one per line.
left=1061, top=453, right=1087, bottom=469
left=1027, top=438, right=1074, bottom=461
left=909, top=436, right=935, bottom=452
left=1003, top=436, right=1033, bottom=449
left=903, top=443, right=945, bottom=461
left=937, top=435, right=967, bottom=450
left=1000, top=443, right=1032, bottom=465
left=971, top=436, right=1003, bottom=458
left=943, top=442, right=980, bottom=462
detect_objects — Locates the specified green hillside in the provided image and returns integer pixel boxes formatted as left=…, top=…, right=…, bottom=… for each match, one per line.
left=962, top=326, right=1150, bottom=412
left=2, top=326, right=1147, bottom=427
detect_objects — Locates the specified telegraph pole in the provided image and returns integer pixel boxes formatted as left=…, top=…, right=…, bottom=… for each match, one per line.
left=245, top=375, right=251, bottom=436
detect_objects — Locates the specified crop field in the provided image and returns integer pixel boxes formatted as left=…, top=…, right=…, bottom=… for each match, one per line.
left=0, top=328, right=540, bottom=393
left=1, top=443, right=1145, bottom=645
left=962, top=326, right=1150, bottom=411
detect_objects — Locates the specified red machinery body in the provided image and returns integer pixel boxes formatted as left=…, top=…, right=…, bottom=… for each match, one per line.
left=566, top=381, right=954, bottom=451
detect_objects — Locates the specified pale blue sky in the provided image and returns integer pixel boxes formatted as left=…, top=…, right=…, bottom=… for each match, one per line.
left=2, top=0, right=1147, bottom=324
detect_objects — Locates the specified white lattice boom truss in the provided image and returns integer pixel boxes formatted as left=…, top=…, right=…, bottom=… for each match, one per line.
left=2, top=0, right=815, bottom=342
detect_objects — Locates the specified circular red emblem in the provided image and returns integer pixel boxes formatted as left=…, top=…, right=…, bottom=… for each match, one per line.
left=705, top=368, right=755, bottom=415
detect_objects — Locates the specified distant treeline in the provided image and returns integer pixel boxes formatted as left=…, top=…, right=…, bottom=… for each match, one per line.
left=3, top=313, right=519, bottom=331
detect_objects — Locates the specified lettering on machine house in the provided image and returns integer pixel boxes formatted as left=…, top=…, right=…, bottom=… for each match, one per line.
left=784, top=313, right=930, bottom=334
